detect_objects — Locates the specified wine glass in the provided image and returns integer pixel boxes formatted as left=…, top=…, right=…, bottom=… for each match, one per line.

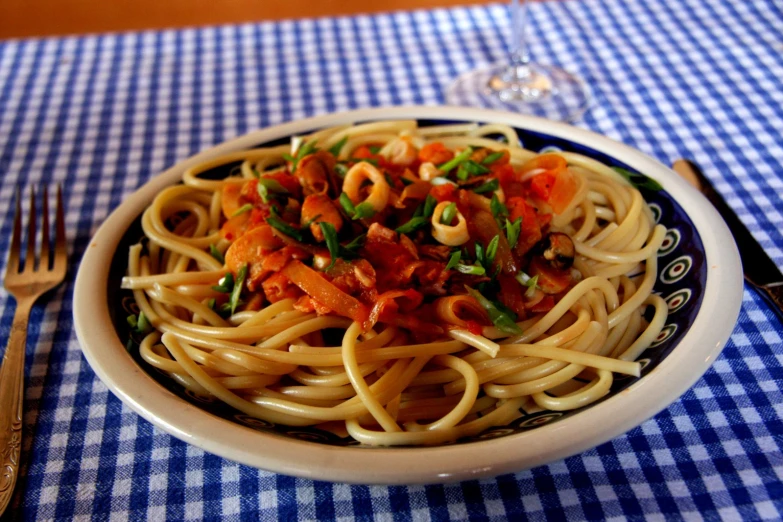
left=444, top=0, right=590, bottom=122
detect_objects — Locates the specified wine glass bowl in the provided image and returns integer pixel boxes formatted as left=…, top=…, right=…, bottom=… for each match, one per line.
left=445, top=0, right=590, bottom=122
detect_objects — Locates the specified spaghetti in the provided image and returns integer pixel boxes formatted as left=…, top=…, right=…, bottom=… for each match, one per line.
left=121, top=120, right=668, bottom=446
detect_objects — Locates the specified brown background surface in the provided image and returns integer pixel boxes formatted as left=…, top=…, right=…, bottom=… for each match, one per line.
left=0, top=0, right=516, bottom=39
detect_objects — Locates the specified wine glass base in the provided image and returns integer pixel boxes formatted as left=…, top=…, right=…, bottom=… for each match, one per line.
left=444, top=62, right=590, bottom=122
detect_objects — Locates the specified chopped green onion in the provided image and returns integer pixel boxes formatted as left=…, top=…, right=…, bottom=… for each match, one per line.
left=473, top=178, right=499, bottom=194
left=266, top=216, right=304, bottom=241
left=515, top=271, right=540, bottom=298
left=209, top=244, right=225, bottom=264
left=207, top=298, right=217, bottom=311
left=506, top=217, right=522, bottom=250
left=445, top=251, right=461, bottom=271
left=257, top=177, right=289, bottom=203
left=481, top=151, right=506, bottom=165
left=335, top=163, right=349, bottom=178
left=490, top=193, right=508, bottom=220
left=343, top=233, right=366, bottom=252
left=465, top=286, right=522, bottom=335
left=612, top=167, right=663, bottom=192
left=212, top=273, right=234, bottom=293
left=353, top=202, right=376, bottom=220
left=395, top=216, right=429, bottom=235
left=440, top=202, right=457, bottom=225
left=126, top=314, right=138, bottom=329
left=282, top=153, right=295, bottom=163
left=134, top=312, right=152, bottom=334
left=456, top=264, right=486, bottom=276
left=384, top=173, right=396, bottom=187
left=438, top=147, right=473, bottom=174
left=339, top=192, right=356, bottom=216
left=320, top=222, right=341, bottom=270
left=485, top=235, right=499, bottom=267
left=456, top=160, right=490, bottom=181
left=302, top=213, right=323, bottom=228
left=368, top=145, right=382, bottom=154
left=399, top=177, right=414, bottom=186
left=290, top=140, right=319, bottom=171
left=422, top=195, right=437, bottom=217
left=229, top=264, right=247, bottom=314
left=329, top=135, right=349, bottom=156
left=230, top=203, right=253, bottom=217
left=430, top=177, right=457, bottom=186
left=475, top=241, right=486, bottom=266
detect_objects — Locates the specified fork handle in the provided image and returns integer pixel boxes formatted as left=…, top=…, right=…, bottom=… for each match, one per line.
left=0, top=298, right=33, bottom=516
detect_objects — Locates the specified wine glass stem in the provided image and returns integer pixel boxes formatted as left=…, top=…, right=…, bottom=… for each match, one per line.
left=508, top=0, right=531, bottom=79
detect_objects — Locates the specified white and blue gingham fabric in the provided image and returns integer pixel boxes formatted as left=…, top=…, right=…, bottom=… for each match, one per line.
left=1, top=0, right=782, bottom=519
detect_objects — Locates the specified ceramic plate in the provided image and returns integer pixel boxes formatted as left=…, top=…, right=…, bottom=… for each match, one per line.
left=73, top=106, right=742, bottom=484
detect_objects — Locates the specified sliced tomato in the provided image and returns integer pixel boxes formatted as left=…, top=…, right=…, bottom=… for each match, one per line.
left=418, top=142, right=454, bottom=165
left=520, top=154, right=567, bottom=178
left=547, top=168, right=578, bottom=214
left=429, top=183, right=458, bottom=203
left=221, top=182, right=245, bottom=218
left=507, top=197, right=544, bottom=256
left=528, top=172, right=556, bottom=201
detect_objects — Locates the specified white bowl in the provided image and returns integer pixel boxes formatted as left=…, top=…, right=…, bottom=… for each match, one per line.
left=73, top=106, right=742, bottom=484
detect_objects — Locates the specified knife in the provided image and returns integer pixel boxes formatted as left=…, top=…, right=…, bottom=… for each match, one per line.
left=673, top=159, right=783, bottom=324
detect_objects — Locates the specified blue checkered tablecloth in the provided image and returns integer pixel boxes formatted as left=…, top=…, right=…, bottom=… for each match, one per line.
left=1, top=0, right=782, bottom=519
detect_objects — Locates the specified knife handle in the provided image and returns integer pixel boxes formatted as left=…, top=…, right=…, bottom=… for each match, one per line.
left=754, top=283, right=783, bottom=324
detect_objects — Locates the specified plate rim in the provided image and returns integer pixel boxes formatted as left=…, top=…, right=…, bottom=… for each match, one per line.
left=73, top=106, right=743, bottom=484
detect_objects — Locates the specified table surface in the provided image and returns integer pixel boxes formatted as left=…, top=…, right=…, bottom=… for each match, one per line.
left=0, top=0, right=504, bottom=39
left=1, top=0, right=782, bottom=520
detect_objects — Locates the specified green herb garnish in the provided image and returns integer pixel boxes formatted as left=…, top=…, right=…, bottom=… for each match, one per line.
left=473, top=178, right=499, bottom=194
left=515, top=271, right=540, bottom=298
left=343, top=233, right=366, bottom=252
left=126, top=313, right=150, bottom=333
left=290, top=140, right=319, bottom=171
left=257, top=177, right=289, bottom=203
left=612, top=167, right=663, bottom=191
left=230, top=203, right=253, bottom=217
left=209, top=244, right=225, bottom=264
left=329, top=135, right=349, bottom=156
left=440, top=202, right=457, bottom=225
left=335, top=163, right=349, bottom=178
left=229, top=264, right=247, bottom=314
left=339, top=192, right=356, bottom=215
left=505, top=217, right=522, bottom=250
left=445, top=251, right=461, bottom=271
left=212, top=273, right=234, bottom=293
left=456, top=264, right=486, bottom=276
left=266, top=216, right=304, bottom=241
left=438, top=147, right=473, bottom=174
left=320, top=222, right=341, bottom=270
left=353, top=202, right=376, bottom=220
left=368, top=145, right=382, bottom=154
left=395, top=216, right=429, bottom=235
left=490, top=194, right=508, bottom=220
left=422, top=195, right=437, bottom=217
left=465, top=286, right=522, bottom=335
left=485, top=235, right=499, bottom=267
left=481, top=151, right=506, bottom=165
left=456, top=160, right=490, bottom=181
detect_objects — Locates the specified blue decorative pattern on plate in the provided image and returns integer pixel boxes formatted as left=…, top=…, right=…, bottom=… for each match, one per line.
left=109, top=119, right=707, bottom=446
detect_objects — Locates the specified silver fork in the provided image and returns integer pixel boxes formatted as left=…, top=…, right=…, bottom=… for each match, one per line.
left=0, top=186, right=67, bottom=515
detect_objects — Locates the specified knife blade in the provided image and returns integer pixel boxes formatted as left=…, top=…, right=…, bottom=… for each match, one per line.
left=672, top=159, right=783, bottom=324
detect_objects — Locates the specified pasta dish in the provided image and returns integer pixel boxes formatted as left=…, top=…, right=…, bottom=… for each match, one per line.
left=121, top=120, right=668, bottom=446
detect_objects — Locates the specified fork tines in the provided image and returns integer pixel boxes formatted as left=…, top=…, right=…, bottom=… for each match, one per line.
left=7, top=185, right=65, bottom=275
